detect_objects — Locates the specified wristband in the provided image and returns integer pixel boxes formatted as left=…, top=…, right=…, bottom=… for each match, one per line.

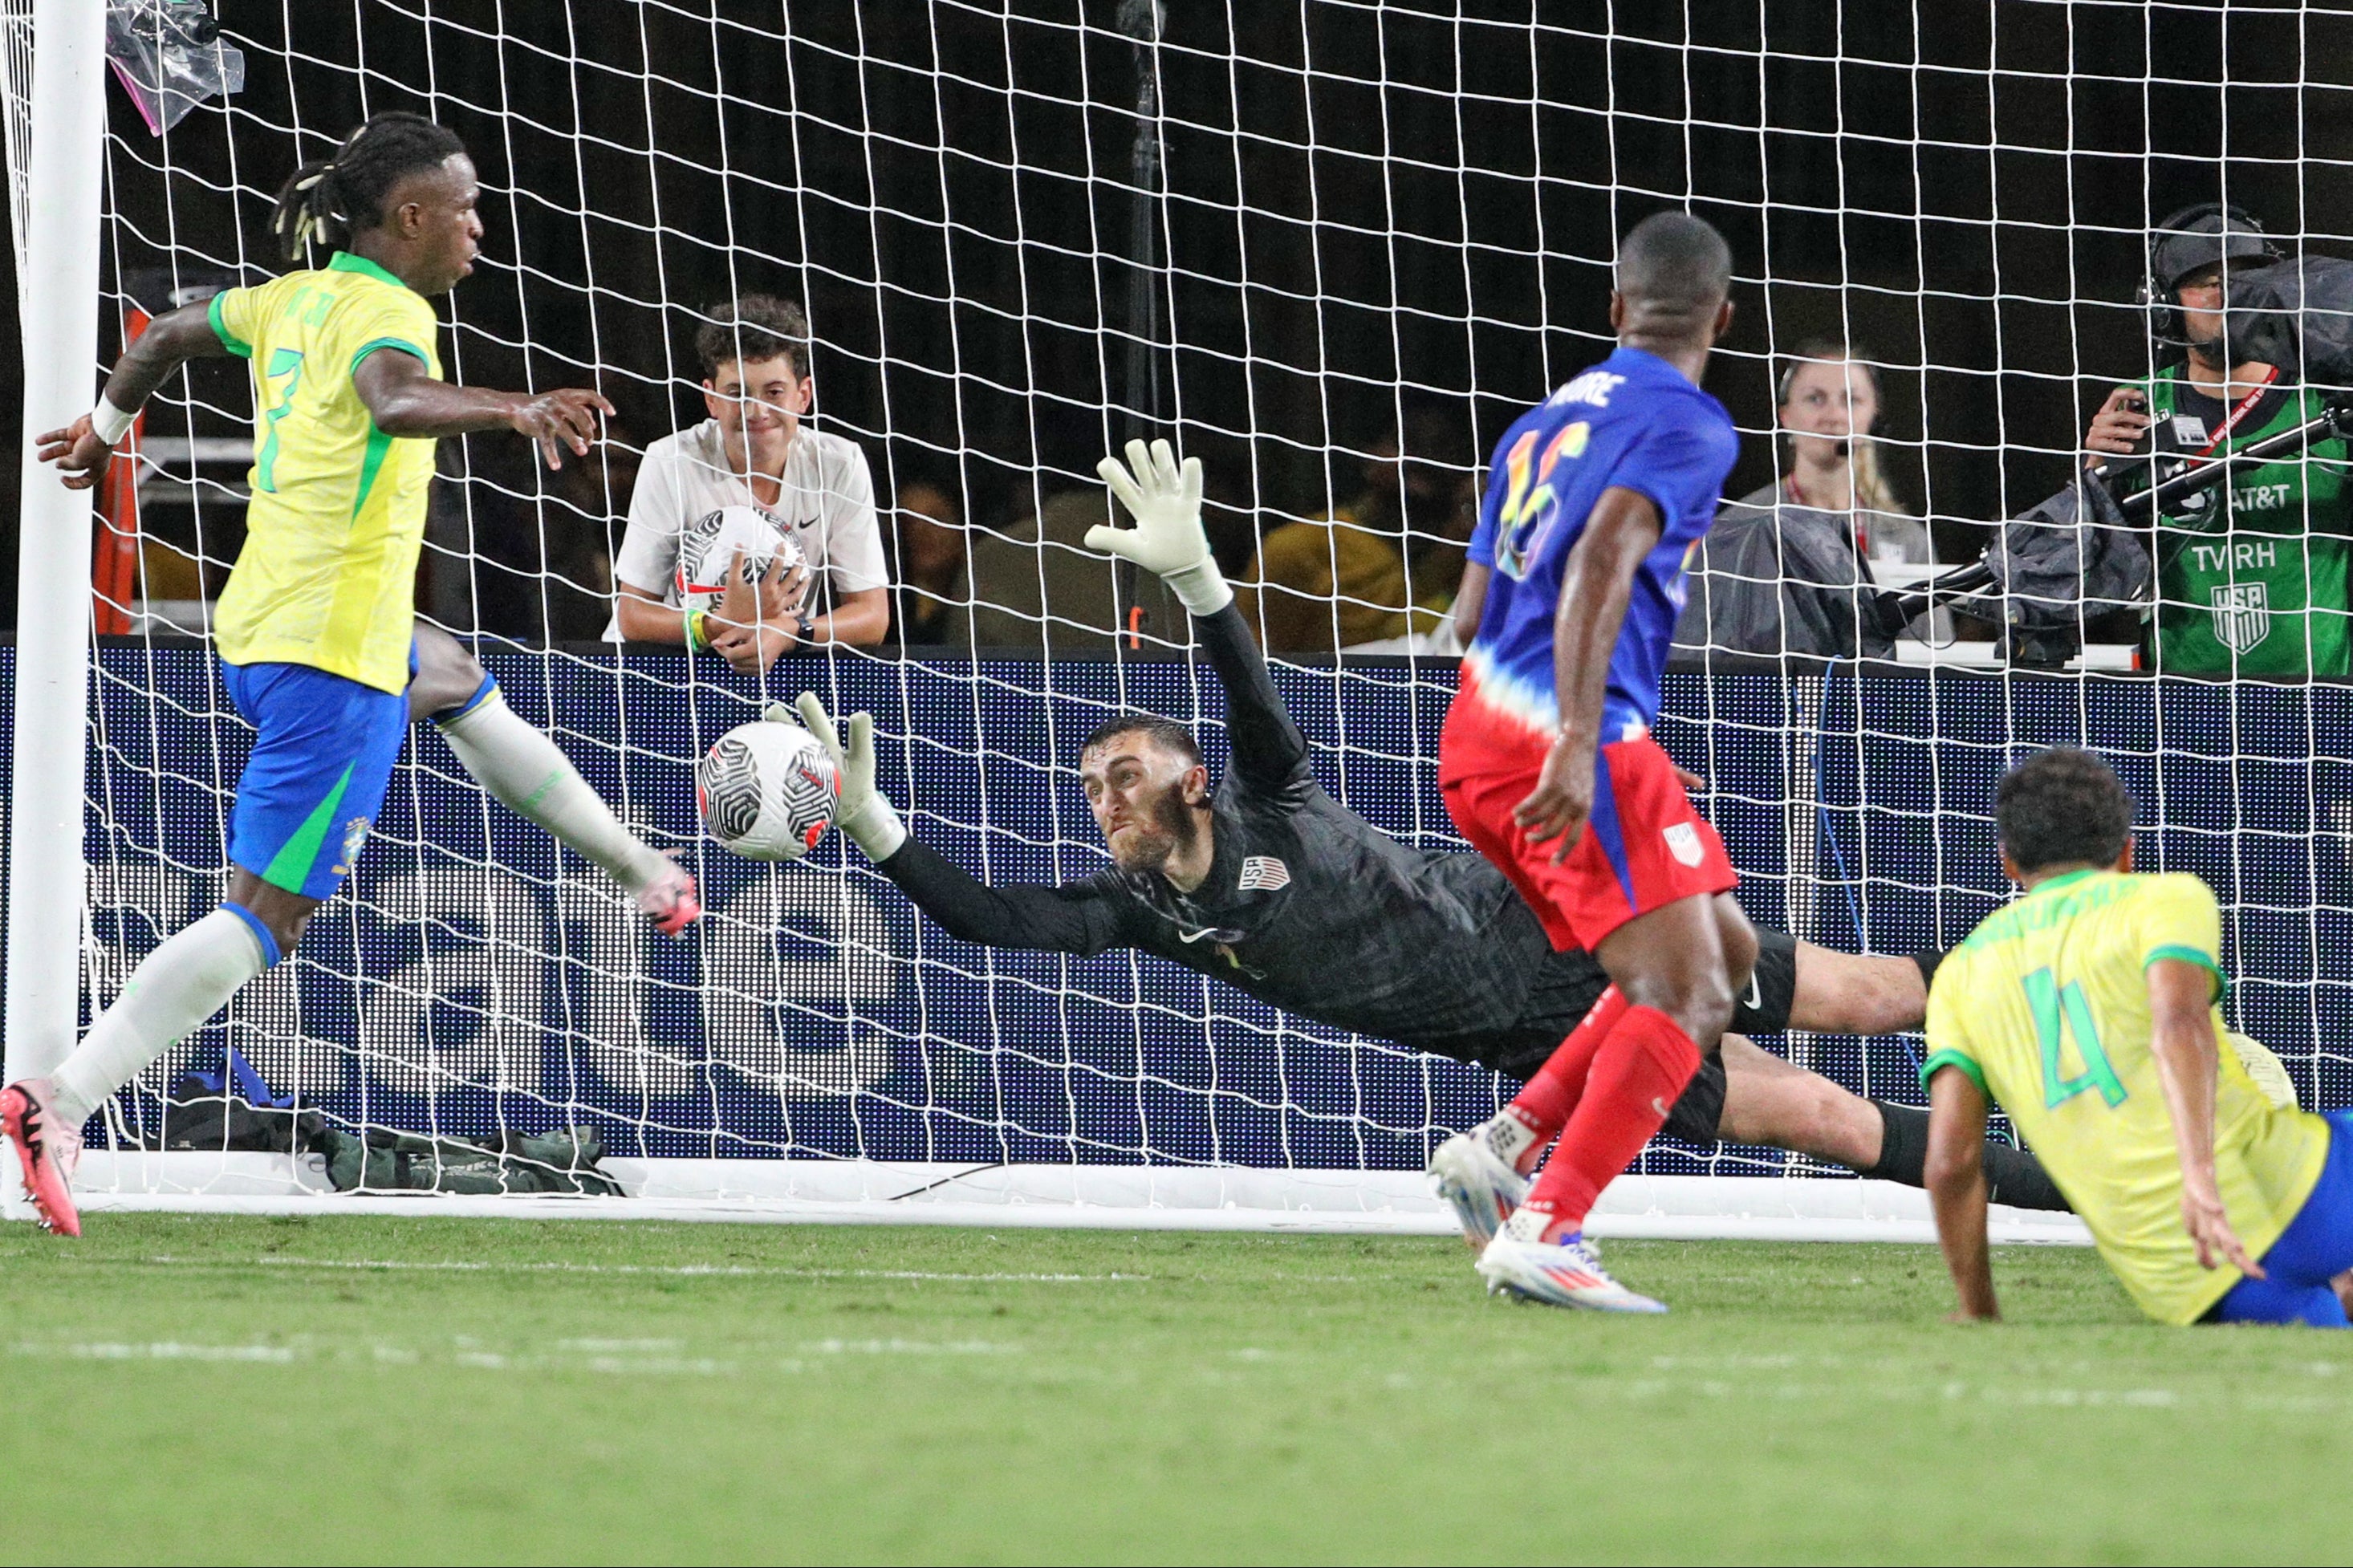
left=91, top=394, right=136, bottom=445
left=686, top=610, right=710, bottom=652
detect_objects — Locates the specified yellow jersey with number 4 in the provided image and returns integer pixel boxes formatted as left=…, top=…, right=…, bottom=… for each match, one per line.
left=1924, top=869, right=2329, bottom=1324
left=206, top=251, right=441, bottom=694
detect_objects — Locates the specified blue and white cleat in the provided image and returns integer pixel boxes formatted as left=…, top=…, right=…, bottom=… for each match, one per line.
left=1427, top=1125, right=1529, bottom=1252
left=1477, top=1221, right=1666, bottom=1314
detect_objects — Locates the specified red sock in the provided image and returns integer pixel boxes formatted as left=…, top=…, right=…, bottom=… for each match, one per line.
left=1502, top=985, right=1628, bottom=1171
left=1522, top=1006, right=1702, bottom=1240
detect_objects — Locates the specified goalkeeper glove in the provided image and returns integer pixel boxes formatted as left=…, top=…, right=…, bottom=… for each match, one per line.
left=767, top=695, right=908, bottom=860
left=1088, top=437, right=1232, bottom=616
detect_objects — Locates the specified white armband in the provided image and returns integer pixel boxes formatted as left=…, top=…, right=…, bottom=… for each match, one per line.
left=91, top=394, right=136, bottom=446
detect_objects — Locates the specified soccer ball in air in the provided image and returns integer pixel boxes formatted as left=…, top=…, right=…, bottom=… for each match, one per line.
left=697, top=720, right=840, bottom=860
left=675, top=504, right=806, bottom=613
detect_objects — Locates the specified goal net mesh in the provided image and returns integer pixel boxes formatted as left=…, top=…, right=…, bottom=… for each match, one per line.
left=30, top=1, right=2353, bottom=1213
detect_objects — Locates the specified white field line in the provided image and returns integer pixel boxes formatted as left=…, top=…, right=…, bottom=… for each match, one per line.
left=20, top=1341, right=297, bottom=1363
left=14, top=1332, right=2344, bottom=1413
left=0, top=1336, right=2241, bottom=1408
left=10, top=1333, right=1022, bottom=1375
left=125, top=1254, right=1152, bottom=1284
left=798, top=1338, right=1018, bottom=1355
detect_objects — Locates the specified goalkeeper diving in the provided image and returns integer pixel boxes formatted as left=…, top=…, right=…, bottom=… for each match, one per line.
left=783, top=441, right=2066, bottom=1220
left=12, top=112, right=699, bottom=1237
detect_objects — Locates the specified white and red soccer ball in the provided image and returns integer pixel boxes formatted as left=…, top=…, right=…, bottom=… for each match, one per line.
left=696, top=720, right=840, bottom=860
left=674, top=504, right=806, bottom=614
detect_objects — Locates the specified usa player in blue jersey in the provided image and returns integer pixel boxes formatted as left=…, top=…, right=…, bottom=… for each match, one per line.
left=1432, top=213, right=1752, bottom=1312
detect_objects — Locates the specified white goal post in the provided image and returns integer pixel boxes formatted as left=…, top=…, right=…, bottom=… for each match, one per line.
left=29, top=2, right=2353, bottom=1245
left=6, top=0, right=104, bottom=1225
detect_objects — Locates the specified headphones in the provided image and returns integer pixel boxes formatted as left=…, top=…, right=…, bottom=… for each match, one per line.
left=2137, top=201, right=2283, bottom=351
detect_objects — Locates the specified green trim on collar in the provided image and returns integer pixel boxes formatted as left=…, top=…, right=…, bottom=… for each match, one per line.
left=327, top=250, right=410, bottom=291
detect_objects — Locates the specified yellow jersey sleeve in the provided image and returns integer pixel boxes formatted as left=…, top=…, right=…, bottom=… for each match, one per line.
left=1920, top=957, right=1985, bottom=1095
left=2133, top=873, right=2226, bottom=1001
left=209, top=285, right=258, bottom=359
left=339, top=290, right=434, bottom=379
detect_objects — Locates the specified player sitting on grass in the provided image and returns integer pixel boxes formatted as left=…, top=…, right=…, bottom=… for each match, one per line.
left=1437, top=212, right=1752, bottom=1313
left=1924, top=748, right=2353, bottom=1327
left=11, top=112, right=698, bottom=1237
left=781, top=438, right=2064, bottom=1229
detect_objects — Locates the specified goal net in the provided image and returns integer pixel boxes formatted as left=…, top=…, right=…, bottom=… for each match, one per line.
left=13, top=1, right=2343, bottom=1236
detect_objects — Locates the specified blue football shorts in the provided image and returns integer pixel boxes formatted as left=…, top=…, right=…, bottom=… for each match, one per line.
left=2209, top=1111, right=2353, bottom=1328
left=220, top=651, right=413, bottom=901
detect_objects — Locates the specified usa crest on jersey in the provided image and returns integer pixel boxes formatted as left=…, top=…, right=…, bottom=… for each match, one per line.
left=1237, top=855, right=1291, bottom=892
left=2209, top=581, right=2271, bottom=653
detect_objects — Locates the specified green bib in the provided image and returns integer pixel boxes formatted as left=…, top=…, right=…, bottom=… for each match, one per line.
left=2141, top=368, right=2353, bottom=677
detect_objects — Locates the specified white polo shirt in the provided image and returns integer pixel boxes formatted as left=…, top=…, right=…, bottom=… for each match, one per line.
left=603, top=418, right=888, bottom=640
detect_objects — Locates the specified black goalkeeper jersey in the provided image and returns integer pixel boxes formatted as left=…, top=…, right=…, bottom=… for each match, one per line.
left=877, top=604, right=1806, bottom=1062
left=881, top=603, right=1627, bottom=1054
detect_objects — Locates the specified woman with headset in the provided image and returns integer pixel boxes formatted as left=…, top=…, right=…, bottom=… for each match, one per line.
left=1665, top=339, right=1937, bottom=662
left=1747, top=341, right=1929, bottom=566
left=2083, top=202, right=2353, bottom=679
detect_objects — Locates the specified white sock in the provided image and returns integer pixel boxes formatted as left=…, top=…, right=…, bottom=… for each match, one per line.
left=51, top=908, right=270, bottom=1125
left=1481, top=1111, right=1545, bottom=1175
left=437, top=690, right=668, bottom=893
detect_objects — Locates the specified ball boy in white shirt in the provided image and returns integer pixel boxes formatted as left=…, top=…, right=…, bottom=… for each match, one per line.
left=607, top=295, right=889, bottom=670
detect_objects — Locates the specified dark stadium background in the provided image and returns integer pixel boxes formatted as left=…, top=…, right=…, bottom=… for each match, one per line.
left=5, top=0, right=2347, bottom=636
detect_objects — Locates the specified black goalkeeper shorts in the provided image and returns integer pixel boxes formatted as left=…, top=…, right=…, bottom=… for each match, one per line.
left=1449, top=924, right=1800, bottom=1145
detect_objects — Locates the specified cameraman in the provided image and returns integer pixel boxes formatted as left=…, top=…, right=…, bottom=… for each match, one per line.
left=2084, top=204, right=2353, bottom=677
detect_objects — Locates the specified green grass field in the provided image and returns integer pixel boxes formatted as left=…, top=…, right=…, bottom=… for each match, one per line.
left=1, top=1215, right=2345, bottom=1564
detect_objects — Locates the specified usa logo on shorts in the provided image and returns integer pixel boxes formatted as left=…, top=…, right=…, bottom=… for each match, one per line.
left=1237, top=855, right=1291, bottom=892
left=1662, top=823, right=1705, bottom=868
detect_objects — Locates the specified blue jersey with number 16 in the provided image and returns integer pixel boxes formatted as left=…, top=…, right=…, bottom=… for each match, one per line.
left=1463, top=345, right=1738, bottom=741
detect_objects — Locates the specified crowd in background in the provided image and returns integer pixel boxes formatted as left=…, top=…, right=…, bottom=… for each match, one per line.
left=422, top=202, right=2347, bottom=677
left=471, top=305, right=1936, bottom=668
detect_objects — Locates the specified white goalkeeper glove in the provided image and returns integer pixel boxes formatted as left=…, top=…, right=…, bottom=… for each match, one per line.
left=1088, top=437, right=1232, bottom=616
left=769, top=695, right=908, bottom=860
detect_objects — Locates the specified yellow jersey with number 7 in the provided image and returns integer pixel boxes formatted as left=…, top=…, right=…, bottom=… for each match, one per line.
left=1924, top=868, right=2329, bottom=1324
left=206, top=251, right=441, bottom=694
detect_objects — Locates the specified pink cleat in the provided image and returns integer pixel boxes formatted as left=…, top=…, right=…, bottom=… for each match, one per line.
left=1, top=1077, right=82, bottom=1238
left=638, top=855, right=703, bottom=936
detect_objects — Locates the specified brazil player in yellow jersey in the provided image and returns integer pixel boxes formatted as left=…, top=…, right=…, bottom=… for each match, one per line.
left=1924, top=748, right=2353, bottom=1326
left=10, top=113, right=701, bottom=1237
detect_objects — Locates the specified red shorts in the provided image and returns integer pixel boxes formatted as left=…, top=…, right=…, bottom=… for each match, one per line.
left=1439, top=697, right=1737, bottom=952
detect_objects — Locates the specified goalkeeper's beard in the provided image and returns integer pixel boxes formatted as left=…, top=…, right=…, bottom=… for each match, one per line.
left=1111, top=786, right=1205, bottom=875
